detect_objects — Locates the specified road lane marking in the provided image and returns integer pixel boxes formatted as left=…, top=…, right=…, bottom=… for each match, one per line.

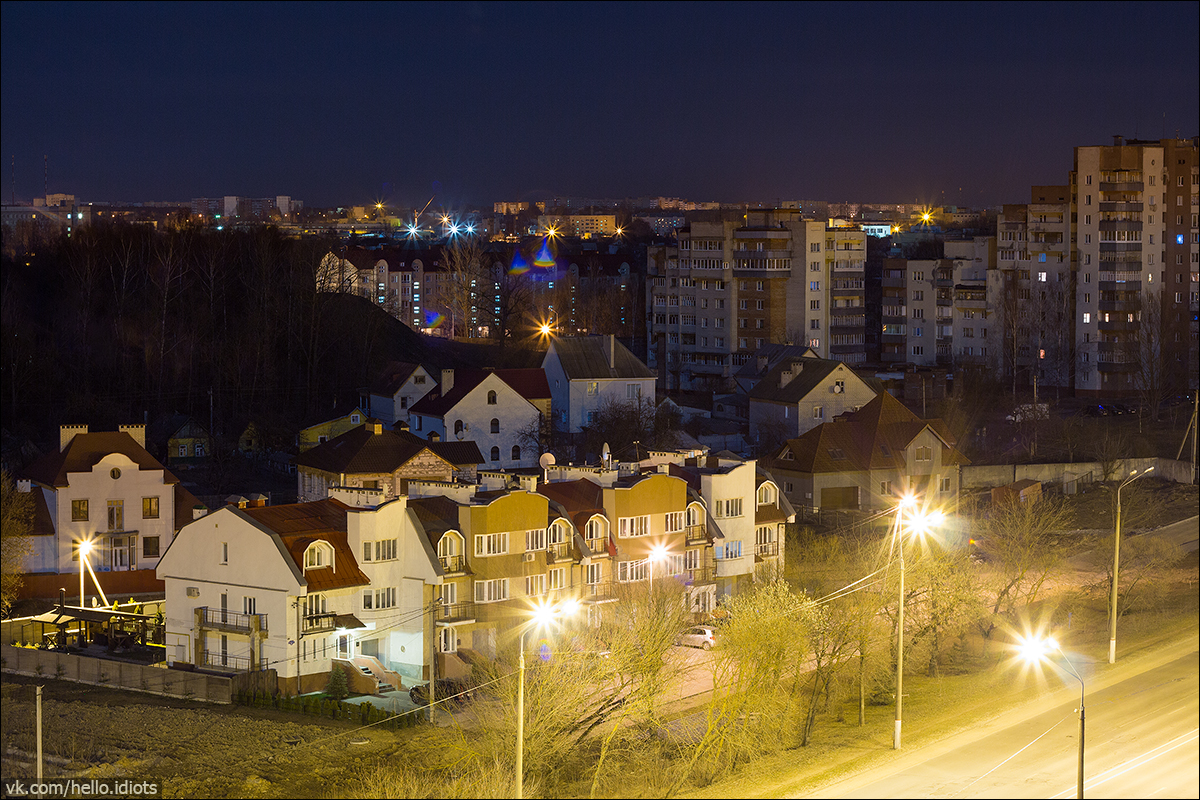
left=1049, top=728, right=1200, bottom=798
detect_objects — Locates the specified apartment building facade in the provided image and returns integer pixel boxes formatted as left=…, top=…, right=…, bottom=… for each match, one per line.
left=647, top=210, right=867, bottom=392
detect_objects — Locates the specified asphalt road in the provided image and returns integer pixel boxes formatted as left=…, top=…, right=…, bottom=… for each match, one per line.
left=821, top=646, right=1199, bottom=799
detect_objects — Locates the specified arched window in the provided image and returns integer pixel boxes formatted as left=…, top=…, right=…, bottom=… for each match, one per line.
left=511, top=445, right=521, bottom=461
left=304, top=541, right=334, bottom=571
left=685, top=504, right=702, bottom=528
left=487, top=390, right=497, bottom=405
left=585, top=516, right=606, bottom=541
left=490, top=446, right=500, bottom=462
left=454, top=420, right=464, bottom=435
left=490, top=418, right=500, bottom=434
left=756, top=483, right=776, bottom=505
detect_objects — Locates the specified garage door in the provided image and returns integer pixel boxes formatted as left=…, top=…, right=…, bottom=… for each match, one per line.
left=820, top=486, right=860, bottom=509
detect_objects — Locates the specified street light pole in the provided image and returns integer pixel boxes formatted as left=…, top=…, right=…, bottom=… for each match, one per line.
left=1109, top=467, right=1152, bottom=664
left=894, top=508, right=906, bottom=751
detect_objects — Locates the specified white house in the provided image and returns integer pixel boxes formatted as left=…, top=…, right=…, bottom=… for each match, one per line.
left=408, top=368, right=551, bottom=470
left=361, top=361, right=436, bottom=427
left=542, top=335, right=656, bottom=436
left=18, top=425, right=203, bottom=582
left=156, top=496, right=443, bottom=694
left=748, top=356, right=877, bottom=447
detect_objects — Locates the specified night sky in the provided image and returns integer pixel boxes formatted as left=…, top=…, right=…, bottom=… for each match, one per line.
left=2, top=1, right=1197, bottom=210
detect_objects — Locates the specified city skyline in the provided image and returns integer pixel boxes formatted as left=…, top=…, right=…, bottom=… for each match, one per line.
left=2, top=2, right=1197, bottom=209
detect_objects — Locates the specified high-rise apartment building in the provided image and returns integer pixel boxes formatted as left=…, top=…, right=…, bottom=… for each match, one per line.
left=647, top=210, right=866, bottom=391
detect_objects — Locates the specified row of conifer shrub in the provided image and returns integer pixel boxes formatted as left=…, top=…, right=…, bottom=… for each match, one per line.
left=233, top=689, right=420, bottom=729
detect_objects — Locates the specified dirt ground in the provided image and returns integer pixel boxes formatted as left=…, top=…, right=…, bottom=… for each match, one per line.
left=0, top=679, right=417, bottom=798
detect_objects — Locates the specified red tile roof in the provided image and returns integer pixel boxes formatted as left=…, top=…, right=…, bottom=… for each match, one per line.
left=22, top=431, right=180, bottom=488
left=240, top=499, right=369, bottom=592
left=410, top=369, right=550, bottom=416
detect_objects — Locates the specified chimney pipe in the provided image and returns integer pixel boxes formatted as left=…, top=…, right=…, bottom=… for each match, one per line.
left=441, top=368, right=455, bottom=393
left=609, top=335, right=616, bottom=370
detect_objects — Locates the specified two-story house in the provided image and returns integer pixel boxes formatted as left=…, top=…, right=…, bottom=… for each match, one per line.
left=157, top=496, right=443, bottom=694
left=765, top=392, right=968, bottom=513
left=298, top=406, right=370, bottom=452
left=408, top=369, right=551, bottom=470
left=748, top=355, right=877, bottom=449
left=296, top=422, right=482, bottom=504
left=361, top=360, right=437, bottom=427
left=541, top=335, right=656, bottom=438
left=18, top=425, right=203, bottom=592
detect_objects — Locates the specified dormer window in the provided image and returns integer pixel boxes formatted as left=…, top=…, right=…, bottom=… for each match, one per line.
left=351, top=414, right=361, bottom=424
left=304, top=541, right=334, bottom=571
left=756, top=483, right=777, bottom=505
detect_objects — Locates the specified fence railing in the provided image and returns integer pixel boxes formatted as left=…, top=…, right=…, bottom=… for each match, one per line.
left=198, top=607, right=267, bottom=634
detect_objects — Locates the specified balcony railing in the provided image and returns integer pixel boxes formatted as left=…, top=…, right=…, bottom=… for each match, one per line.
left=198, top=607, right=267, bottom=634
left=581, top=581, right=618, bottom=602
left=546, top=542, right=572, bottom=562
left=755, top=541, right=780, bottom=558
left=201, top=651, right=252, bottom=672
left=439, top=554, right=467, bottom=574
left=583, top=537, right=609, bottom=557
left=433, top=601, right=476, bottom=624
left=301, top=612, right=337, bottom=634
left=685, top=524, right=708, bottom=545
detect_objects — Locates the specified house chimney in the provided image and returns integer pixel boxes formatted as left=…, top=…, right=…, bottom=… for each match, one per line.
left=757, top=355, right=768, bottom=373
left=60, top=424, right=88, bottom=451
left=119, top=424, right=146, bottom=449
left=441, top=368, right=454, bottom=393
left=1113, top=134, right=1124, bottom=146
left=779, top=360, right=803, bottom=389
left=193, top=505, right=209, bottom=520
left=372, top=422, right=383, bottom=435
left=608, top=335, right=616, bottom=370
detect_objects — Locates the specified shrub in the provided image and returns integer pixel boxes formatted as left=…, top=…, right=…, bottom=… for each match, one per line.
left=325, top=665, right=349, bottom=700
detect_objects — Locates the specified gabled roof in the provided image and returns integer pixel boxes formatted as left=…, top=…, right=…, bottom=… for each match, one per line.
left=296, top=426, right=482, bottom=474
left=546, top=336, right=654, bottom=380
left=22, top=431, right=180, bottom=489
left=299, top=405, right=370, bottom=432
left=368, top=360, right=426, bottom=396
left=733, top=344, right=818, bottom=384
left=239, top=499, right=369, bottom=592
left=536, top=479, right=606, bottom=534
left=770, top=392, right=969, bottom=474
left=410, top=369, right=551, bottom=417
left=408, top=495, right=464, bottom=552
left=747, top=357, right=848, bottom=404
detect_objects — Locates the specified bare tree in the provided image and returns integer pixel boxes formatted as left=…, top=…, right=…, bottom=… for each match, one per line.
left=442, top=237, right=488, bottom=339
left=1, top=470, right=35, bottom=616
left=1130, top=290, right=1170, bottom=424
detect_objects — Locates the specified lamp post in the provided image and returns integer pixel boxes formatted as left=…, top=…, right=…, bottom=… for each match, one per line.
left=1109, top=466, right=1152, bottom=663
left=1020, top=635, right=1085, bottom=798
left=78, top=539, right=93, bottom=607
left=516, top=598, right=578, bottom=799
left=891, top=497, right=942, bottom=751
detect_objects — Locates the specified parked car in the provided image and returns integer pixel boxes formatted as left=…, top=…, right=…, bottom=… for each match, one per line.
left=676, top=626, right=716, bottom=651
left=409, top=678, right=474, bottom=707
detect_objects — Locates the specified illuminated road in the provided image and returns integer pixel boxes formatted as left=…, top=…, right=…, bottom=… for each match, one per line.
left=820, top=646, right=1199, bottom=799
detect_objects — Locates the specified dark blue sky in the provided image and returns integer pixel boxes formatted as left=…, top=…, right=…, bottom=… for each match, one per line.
left=3, top=1, right=1197, bottom=209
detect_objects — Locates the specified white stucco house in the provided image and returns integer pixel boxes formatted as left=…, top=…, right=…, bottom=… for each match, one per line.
left=360, top=360, right=437, bottom=427
left=748, top=355, right=877, bottom=447
left=18, top=425, right=203, bottom=583
left=542, top=335, right=656, bottom=436
left=408, top=368, right=551, bottom=470
left=156, top=496, right=443, bottom=694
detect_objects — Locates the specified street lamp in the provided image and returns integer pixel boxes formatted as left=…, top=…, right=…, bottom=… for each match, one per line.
left=648, top=544, right=669, bottom=582
left=78, top=539, right=93, bottom=607
left=891, top=496, right=943, bottom=751
left=1018, top=634, right=1085, bottom=799
left=516, top=598, right=578, bottom=799
left=1109, top=466, right=1153, bottom=663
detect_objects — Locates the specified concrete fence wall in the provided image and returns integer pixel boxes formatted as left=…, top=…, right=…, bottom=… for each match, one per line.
left=962, top=457, right=1190, bottom=491
left=0, top=644, right=231, bottom=704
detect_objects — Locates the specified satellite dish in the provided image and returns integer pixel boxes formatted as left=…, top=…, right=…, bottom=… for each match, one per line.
left=538, top=452, right=556, bottom=469
left=601, top=442, right=610, bottom=459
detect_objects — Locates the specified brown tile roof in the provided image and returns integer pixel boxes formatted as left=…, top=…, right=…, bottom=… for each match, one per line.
left=240, top=499, right=369, bottom=592
left=747, top=357, right=846, bottom=404
left=410, top=369, right=551, bottom=416
left=296, top=426, right=480, bottom=474
left=537, top=479, right=607, bottom=532
left=22, top=431, right=180, bottom=488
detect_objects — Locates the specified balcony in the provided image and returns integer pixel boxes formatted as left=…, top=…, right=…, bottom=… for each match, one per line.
left=433, top=601, right=476, bottom=624
left=1098, top=299, right=1140, bottom=312
left=755, top=541, right=780, bottom=558
left=200, top=652, right=253, bottom=672
left=439, top=554, right=468, bottom=574
left=197, top=607, right=267, bottom=635
left=581, top=581, right=618, bottom=603
left=1099, top=202, right=1142, bottom=212
left=582, top=538, right=609, bottom=558
left=882, top=276, right=906, bottom=288
left=1099, top=220, right=1143, bottom=232
left=687, top=566, right=715, bottom=584
left=1099, top=242, right=1142, bottom=252
left=546, top=542, right=572, bottom=563
left=1100, top=181, right=1144, bottom=192
left=685, top=524, right=708, bottom=545
left=301, top=612, right=337, bottom=634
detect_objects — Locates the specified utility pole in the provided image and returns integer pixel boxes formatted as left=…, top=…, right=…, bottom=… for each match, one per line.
left=36, top=685, right=43, bottom=781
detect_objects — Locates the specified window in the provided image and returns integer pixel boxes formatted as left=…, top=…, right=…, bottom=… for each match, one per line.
left=586, top=562, right=602, bottom=585
left=374, top=539, right=397, bottom=561
left=179, top=444, right=188, bottom=457
left=716, top=498, right=743, bottom=518
left=587, top=381, right=598, bottom=397
left=813, top=406, right=824, bottom=419
left=490, top=446, right=500, bottom=462
left=526, top=528, right=546, bottom=551
left=525, top=574, right=546, bottom=597
left=107, top=500, right=123, bottom=531
left=627, top=383, right=641, bottom=399
left=720, top=540, right=743, bottom=559
left=666, top=511, right=684, bottom=533
left=618, top=515, right=650, bottom=537
left=549, top=567, right=565, bottom=591
left=142, top=536, right=160, bottom=559
left=305, top=542, right=332, bottom=569
left=454, top=419, right=464, bottom=435
left=221, top=542, right=229, bottom=564
left=490, top=418, right=500, bottom=434
left=475, top=531, right=509, bottom=556
left=915, top=445, right=932, bottom=461
left=912, top=345, right=924, bottom=356
left=475, top=578, right=510, bottom=603
left=1083, top=312, right=1091, bottom=323
left=586, top=517, right=605, bottom=542
left=71, top=499, right=89, bottom=522
left=139, top=495, right=160, bottom=520
left=880, top=481, right=892, bottom=496
left=617, top=560, right=650, bottom=582
left=940, top=476, right=952, bottom=493
left=244, top=596, right=256, bottom=615
left=810, top=319, right=820, bottom=329
left=413, top=374, right=426, bottom=384
left=487, top=390, right=497, bottom=405
left=810, top=300, right=820, bottom=310
left=756, top=483, right=776, bottom=505
left=511, top=445, right=521, bottom=461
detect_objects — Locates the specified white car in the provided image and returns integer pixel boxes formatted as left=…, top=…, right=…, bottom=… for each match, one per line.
left=676, top=626, right=716, bottom=651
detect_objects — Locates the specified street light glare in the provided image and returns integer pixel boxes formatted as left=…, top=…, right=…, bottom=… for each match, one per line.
left=649, top=544, right=668, bottom=563
left=78, top=539, right=93, bottom=556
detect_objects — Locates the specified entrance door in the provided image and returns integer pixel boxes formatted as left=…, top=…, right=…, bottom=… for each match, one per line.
left=112, top=538, right=127, bottom=569
left=338, top=635, right=350, bottom=658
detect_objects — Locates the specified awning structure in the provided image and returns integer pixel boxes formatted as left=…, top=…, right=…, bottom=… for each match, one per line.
left=29, top=606, right=155, bottom=626
left=332, top=613, right=366, bottom=631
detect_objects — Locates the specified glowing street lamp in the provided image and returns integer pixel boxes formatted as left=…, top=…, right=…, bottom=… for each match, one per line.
left=1018, top=633, right=1085, bottom=798
left=78, top=539, right=93, bottom=607
left=648, top=544, right=669, bottom=582
left=516, top=598, right=578, bottom=799
left=1109, top=466, right=1153, bottom=663
left=891, top=494, right=942, bottom=750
